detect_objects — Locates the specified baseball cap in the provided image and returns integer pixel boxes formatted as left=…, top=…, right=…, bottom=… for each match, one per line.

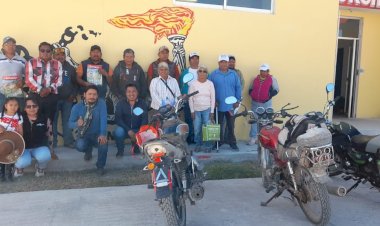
left=90, top=45, right=102, bottom=52
left=158, top=45, right=169, bottom=53
left=189, top=52, right=199, bottom=59
left=218, top=54, right=229, bottom=62
left=259, top=64, right=270, bottom=71
left=53, top=47, right=65, bottom=55
left=3, top=36, right=16, bottom=45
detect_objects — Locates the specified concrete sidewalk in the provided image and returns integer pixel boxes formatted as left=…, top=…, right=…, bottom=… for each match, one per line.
left=32, top=140, right=257, bottom=173
left=0, top=178, right=379, bottom=226
left=24, top=117, right=380, bottom=173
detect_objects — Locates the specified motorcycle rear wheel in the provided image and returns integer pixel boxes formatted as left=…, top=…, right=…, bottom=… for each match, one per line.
left=296, top=167, right=331, bottom=226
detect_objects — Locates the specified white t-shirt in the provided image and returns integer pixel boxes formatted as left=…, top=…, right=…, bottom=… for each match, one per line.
left=0, top=113, right=23, bottom=131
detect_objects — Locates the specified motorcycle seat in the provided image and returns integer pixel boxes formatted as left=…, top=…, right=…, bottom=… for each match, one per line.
left=351, top=134, right=380, bottom=154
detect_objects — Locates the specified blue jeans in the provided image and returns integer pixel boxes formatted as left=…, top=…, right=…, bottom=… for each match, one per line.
left=193, top=108, right=211, bottom=147
left=15, top=146, right=51, bottom=169
left=113, top=126, right=137, bottom=152
left=249, top=99, right=273, bottom=138
left=53, top=100, right=74, bottom=146
left=76, top=134, right=108, bottom=169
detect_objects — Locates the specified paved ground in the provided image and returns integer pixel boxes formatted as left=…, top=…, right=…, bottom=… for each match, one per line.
left=0, top=178, right=379, bottom=226
left=1, top=117, right=379, bottom=225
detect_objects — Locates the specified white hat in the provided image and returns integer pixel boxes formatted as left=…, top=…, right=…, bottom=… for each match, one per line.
left=189, top=52, right=199, bottom=58
left=259, top=64, right=270, bottom=71
left=218, top=54, right=229, bottom=62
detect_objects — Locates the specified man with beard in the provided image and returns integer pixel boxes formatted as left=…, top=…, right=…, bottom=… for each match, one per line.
left=76, top=45, right=113, bottom=99
left=69, top=85, right=108, bottom=176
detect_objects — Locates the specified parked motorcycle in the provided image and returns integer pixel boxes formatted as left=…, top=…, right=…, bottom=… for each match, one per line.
left=134, top=73, right=205, bottom=226
left=321, top=83, right=380, bottom=193
left=226, top=96, right=333, bottom=226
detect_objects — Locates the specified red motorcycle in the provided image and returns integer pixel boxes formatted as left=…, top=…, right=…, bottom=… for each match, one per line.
left=226, top=97, right=334, bottom=226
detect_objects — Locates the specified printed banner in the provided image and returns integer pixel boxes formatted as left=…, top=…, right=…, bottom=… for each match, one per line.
left=340, top=0, right=380, bottom=10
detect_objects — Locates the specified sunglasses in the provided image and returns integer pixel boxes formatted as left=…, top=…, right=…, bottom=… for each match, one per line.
left=198, top=70, right=208, bottom=73
left=39, top=49, right=51, bottom=53
left=25, top=104, right=38, bottom=109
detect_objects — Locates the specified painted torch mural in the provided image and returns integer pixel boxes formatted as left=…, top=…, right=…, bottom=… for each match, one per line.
left=108, top=7, right=195, bottom=70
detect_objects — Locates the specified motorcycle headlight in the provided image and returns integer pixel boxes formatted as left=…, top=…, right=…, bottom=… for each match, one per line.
left=145, top=143, right=167, bottom=157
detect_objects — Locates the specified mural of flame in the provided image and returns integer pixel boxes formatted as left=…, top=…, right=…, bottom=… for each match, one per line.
left=108, top=7, right=194, bottom=44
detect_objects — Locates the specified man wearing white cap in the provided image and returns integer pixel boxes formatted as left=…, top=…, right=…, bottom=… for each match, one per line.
left=0, top=36, right=26, bottom=111
left=209, top=54, right=242, bottom=151
left=179, top=51, right=200, bottom=144
left=247, top=64, right=279, bottom=145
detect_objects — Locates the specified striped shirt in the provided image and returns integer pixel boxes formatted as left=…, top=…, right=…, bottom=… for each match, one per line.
left=25, top=58, right=62, bottom=94
left=0, top=53, right=26, bottom=97
left=149, top=75, right=181, bottom=110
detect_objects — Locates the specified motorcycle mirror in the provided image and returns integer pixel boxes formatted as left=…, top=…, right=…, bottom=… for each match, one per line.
left=133, top=107, right=144, bottom=116
left=326, top=83, right=335, bottom=93
left=225, top=96, right=238, bottom=104
left=182, top=73, right=194, bottom=84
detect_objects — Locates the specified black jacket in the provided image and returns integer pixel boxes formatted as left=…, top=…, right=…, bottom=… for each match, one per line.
left=22, top=113, right=49, bottom=149
left=115, top=99, right=148, bottom=133
left=112, top=61, right=148, bottom=99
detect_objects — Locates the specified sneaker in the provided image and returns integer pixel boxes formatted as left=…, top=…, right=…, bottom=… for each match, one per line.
left=35, top=168, right=45, bottom=177
left=247, top=137, right=256, bottom=146
left=116, top=150, right=124, bottom=158
left=14, top=168, right=24, bottom=177
left=84, top=151, right=92, bottom=161
left=230, top=143, right=239, bottom=151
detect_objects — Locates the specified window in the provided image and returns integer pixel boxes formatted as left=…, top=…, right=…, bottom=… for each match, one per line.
left=175, top=0, right=274, bottom=13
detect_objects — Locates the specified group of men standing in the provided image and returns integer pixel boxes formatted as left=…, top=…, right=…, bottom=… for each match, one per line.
left=0, top=35, right=279, bottom=175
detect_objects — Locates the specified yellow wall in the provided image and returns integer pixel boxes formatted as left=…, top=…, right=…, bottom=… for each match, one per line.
left=340, top=9, right=380, bottom=118
left=0, top=0, right=340, bottom=139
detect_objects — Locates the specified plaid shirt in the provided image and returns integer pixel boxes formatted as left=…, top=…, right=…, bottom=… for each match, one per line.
left=25, top=58, right=62, bottom=94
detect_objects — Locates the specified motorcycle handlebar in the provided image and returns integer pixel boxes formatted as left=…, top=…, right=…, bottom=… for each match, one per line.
left=234, top=111, right=248, bottom=118
left=187, top=90, right=199, bottom=98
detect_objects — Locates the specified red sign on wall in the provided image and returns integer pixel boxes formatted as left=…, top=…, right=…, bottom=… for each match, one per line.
left=340, top=0, right=380, bottom=9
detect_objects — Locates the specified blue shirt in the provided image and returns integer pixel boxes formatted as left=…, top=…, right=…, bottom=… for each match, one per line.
left=209, top=69, right=241, bottom=112
left=69, top=99, right=107, bottom=136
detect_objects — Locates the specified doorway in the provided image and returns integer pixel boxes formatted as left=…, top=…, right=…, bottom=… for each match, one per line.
left=334, top=18, right=361, bottom=118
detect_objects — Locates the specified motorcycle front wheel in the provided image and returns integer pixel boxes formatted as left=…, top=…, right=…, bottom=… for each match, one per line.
left=161, top=175, right=186, bottom=226
left=295, top=167, right=331, bottom=226
left=260, top=147, right=273, bottom=189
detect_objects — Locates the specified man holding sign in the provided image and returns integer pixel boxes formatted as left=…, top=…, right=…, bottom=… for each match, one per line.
left=76, top=45, right=113, bottom=99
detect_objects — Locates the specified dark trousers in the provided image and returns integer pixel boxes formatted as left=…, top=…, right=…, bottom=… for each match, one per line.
left=184, top=103, right=194, bottom=143
left=217, top=111, right=236, bottom=145
left=28, top=93, right=59, bottom=124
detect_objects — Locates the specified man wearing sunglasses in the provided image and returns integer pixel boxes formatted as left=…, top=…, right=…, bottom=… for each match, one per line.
left=25, top=42, right=62, bottom=126
left=25, top=42, right=62, bottom=159
left=0, top=36, right=26, bottom=111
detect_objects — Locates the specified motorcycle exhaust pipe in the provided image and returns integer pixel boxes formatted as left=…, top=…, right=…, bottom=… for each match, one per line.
left=326, top=184, right=347, bottom=197
left=190, top=184, right=205, bottom=201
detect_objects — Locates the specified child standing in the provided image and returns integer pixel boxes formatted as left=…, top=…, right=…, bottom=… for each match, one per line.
left=0, top=97, right=23, bottom=181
